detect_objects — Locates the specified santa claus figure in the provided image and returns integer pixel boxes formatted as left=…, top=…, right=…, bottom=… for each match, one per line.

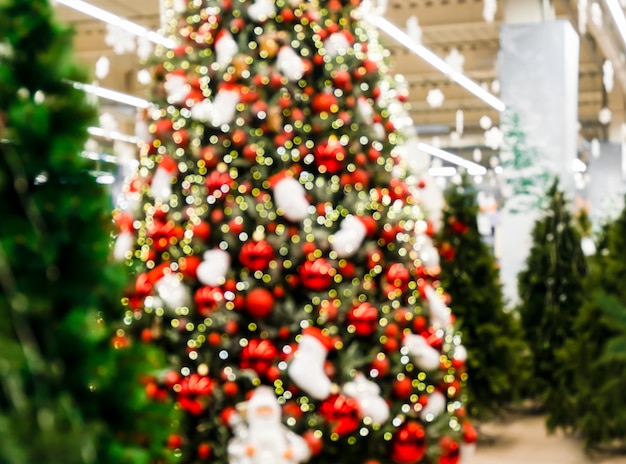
left=227, top=386, right=311, bottom=464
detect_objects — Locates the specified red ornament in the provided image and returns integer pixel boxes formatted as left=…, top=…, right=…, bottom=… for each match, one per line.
left=391, top=421, right=426, bottom=464
left=299, top=258, right=334, bottom=291
left=370, top=353, right=390, bottom=376
left=179, top=255, right=201, bottom=278
left=333, top=69, right=351, bottom=90
left=245, top=287, right=275, bottom=318
left=393, top=377, right=413, bottom=398
left=177, top=374, right=215, bottom=415
left=463, top=421, right=478, bottom=444
left=389, top=178, right=410, bottom=202
left=385, top=263, right=411, bottom=291
left=205, top=170, right=232, bottom=197
left=195, top=286, right=225, bottom=316
left=167, top=433, right=184, bottom=449
left=312, top=92, right=338, bottom=113
left=303, top=429, right=323, bottom=456
left=239, top=240, right=274, bottom=271
left=197, top=443, right=212, bottom=460
left=439, top=436, right=460, bottom=464
left=240, top=338, right=278, bottom=376
left=347, top=302, right=379, bottom=336
left=314, top=138, right=346, bottom=174
left=192, top=221, right=211, bottom=241
left=319, top=394, right=360, bottom=436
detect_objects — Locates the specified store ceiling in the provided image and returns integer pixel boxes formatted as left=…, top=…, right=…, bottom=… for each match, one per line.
left=54, top=0, right=615, bottom=163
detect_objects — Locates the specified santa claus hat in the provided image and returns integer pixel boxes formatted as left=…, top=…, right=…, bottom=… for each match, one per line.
left=267, top=166, right=303, bottom=188
left=158, top=155, right=178, bottom=174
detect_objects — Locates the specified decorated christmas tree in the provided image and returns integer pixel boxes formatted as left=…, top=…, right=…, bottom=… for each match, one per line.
left=547, top=202, right=626, bottom=448
left=114, top=0, right=476, bottom=462
left=436, top=174, right=529, bottom=420
left=0, top=1, right=172, bottom=462
left=517, top=179, right=587, bottom=403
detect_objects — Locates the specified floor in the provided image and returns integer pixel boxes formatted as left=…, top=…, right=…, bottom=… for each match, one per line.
left=468, top=414, right=626, bottom=464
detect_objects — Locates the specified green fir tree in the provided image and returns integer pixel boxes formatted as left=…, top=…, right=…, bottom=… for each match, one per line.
left=0, top=1, right=172, bottom=462
left=436, top=173, right=529, bottom=420
left=517, top=179, right=587, bottom=405
left=549, top=202, right=626, bottom=449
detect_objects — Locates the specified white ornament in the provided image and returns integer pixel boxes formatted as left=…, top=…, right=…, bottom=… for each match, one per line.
left=420, top=390, right=446, bottom=421
left=151, top=158, right=177, bottom=202
left=373, top=123, right=386, bottom=139
left=173, top=0, right=187, bottom=13
left=599, top=107, right=612, bottom=125
left=581, top=236, right=597, bottom=256
left=248, top=0, right=276, bottom=22
left=424, top=285, right=452, bottom=326
left=197, top=249, right=230, bottom=286
left=453, top=344, right=468, bottom=363
left=479, top=115, right=492, bottom=130
left=191, top=89, right=240, bottom=127
left=324, top=32, right=351, bottom=57
left=288, top=329, right=333, bottom=400
left=472, top=148, right=482, bottom=163
left=491, top=79, right=500, bottom=94
left=483, top=0, right=497, bottom=23
left=104, top=23, right=136, bottom=55
left=164, top=73, right=189, bottom=104
left=426, top=88, right=445, bottom=108
left=155, top=274, right=190, bottom=310
left=445, top=48, right=465, bottom=73
left=357, top=96, right=374, bottom=125
left=277, top=46, right=305, bottom=81
left=113, top=230, right=134, bottom=261
left=330, top=215, right=367, bottom=258
left=137, top=36, right=154, bottom=61
left=343, top=373, right=390, bottom=424
left=227, top=386, right=311, bottom=464
left=215, top=30, right=238, bottom=68
left=406, top=16, right=423, bottom=44
left=484, top=126, right=503, bottom=150
left=273, top=177, right=310, bottom=221
left=95, top=56, right=110, bottom=80
left=403, top=333, right=441, bottom=371
left=604, top=60, right=615, bottom=93
left=456, top=109, right=464, bottom=135
left=137, top=69, right=152, bottom=85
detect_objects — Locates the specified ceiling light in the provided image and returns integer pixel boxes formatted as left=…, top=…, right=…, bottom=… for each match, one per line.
left=604, top=0, right=626, bottom=49
left=364, top=15, right=506, bottom=112
left=428, top=166, right=457, bottom=177
left=71, top=81, right=151, bottom=108
left=418, top=142, right=487, bottom=175
left=88, top=126, right=140, bottom=144
left=53, top=0, right=176, bottom=49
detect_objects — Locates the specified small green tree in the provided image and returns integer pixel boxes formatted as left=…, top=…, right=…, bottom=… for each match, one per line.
left=549, top=202, right=626, bottom=448
left=0, top=1, right=172, bottom=462
left=517, top=179, right=587, bottom=404
left=436, top=173, right=529, bottom=420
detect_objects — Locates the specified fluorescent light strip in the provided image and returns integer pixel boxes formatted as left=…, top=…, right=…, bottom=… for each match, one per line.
left=82, top=150, right=119, bottom=164
left=418, top=142, right=487, bottom=175
left=365, top=15, right=506, bottom=112
left=88, top=126, right=140, bottom=144
left=604, top=0, right=626, bottom=48
left=54, top=0, right=176, bottom=49
left=428, top=166, right=457, bottom=177
left=71, top=81, right=151, bottom=108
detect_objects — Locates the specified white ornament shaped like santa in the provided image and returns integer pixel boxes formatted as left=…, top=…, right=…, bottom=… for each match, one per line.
left=227, top=386, right=311, bottom=464
left=330, top=215, right=368, bottom=258
left=423, top=285, right=452, bottom=327
left=276, top=46, right=305, bottom=81
left=197, top=249, right=231, bottom=286
left=402, top=333, right=441, bottom=371
left=151, top=156, right=178, bottom=202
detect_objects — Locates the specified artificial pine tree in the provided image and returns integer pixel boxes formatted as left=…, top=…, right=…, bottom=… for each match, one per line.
left=0, top=1, right=172, bottom=462
left=113, top=0, right=476, bottom=463
left=436, top=174, right=529, bottom=420
left=548, top=202, right=626, bottom=448
left=517, top=179, right=587, bottom=404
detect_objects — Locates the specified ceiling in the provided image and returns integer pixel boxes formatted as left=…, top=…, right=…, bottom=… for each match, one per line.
left=53, top=0, right=624, bottom=167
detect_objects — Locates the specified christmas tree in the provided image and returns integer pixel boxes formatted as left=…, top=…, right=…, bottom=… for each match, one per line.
left=114, top=0, right=476, bottom=462
left=517, top=179, right=587, bottom=403
left=547, top=203, right=626, bottom=448
left=0, top=1, right=171, bottom=462
left=436, top=174, right=529, bottom=420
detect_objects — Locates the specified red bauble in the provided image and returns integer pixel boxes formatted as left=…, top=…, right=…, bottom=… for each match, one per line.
left=314, top=138, right=346, bottom=174
left=463, top=421, right=478, bottom=444
left=205, top=170, right=232, bottom=197
left=439, top=436, right=460, bottom=464
left=195, top=286, right=225, bottom=316
left=300, top=258, right=334, bottom=291
left=393, top=377, right=413, bottom=398
left=197, top=443, right=212, bottom=460
left=312, top=92, right=338, bottom=113
left=319, top=394, right=360, bottom=436
left=240, top=338, right=278, bottom=375
left=333, top=69, right=351, bottom=90
left=391, top=421, right=426, bottom=464
left=177, top=374, right=215, bottom=415
left=386, top=263, right=411, bottom=291
left=245, top=287, right=274, bottom=318
left=239, top=240, right=274, bottom=271
left=192, top=221, right=211, bottom=241
left=303, top=430, right=323, bottom=456
left=389, top=178, right=410, bottom=202
left=347, top=302, right=379, bottom=336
